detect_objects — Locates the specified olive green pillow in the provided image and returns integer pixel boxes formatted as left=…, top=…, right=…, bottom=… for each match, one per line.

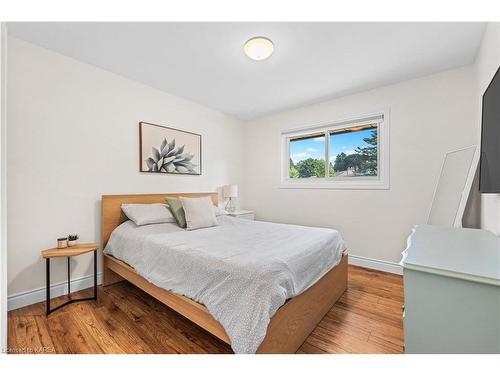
left=165, top=197, right=186, bottom=228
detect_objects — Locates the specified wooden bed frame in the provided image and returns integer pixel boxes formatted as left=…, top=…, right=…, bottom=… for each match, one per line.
left=101, top=192, right=348, bottom=353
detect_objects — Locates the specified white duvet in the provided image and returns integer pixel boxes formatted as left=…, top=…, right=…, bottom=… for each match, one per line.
left=104, top=215, right=346, bottom=353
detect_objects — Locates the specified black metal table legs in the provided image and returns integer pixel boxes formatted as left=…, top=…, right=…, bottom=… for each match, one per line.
left=46, top=257, right=50, bottom=315
left=45, top=250, right=97, bottom=316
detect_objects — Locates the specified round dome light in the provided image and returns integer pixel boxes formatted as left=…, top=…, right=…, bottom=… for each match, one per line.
left=244, top=37, right=274, bottom=61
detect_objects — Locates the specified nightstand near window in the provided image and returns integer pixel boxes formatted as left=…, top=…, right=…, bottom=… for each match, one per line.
left=227, top=210, right=255, bottom=220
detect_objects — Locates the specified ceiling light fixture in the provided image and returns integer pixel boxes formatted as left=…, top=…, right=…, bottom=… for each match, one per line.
left=244, top=37, right=274, bottom=61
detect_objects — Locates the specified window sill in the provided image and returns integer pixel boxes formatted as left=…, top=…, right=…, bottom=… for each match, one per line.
left=280, top=180, right=390, bottom=190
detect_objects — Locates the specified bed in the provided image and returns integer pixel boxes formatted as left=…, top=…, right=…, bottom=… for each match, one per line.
left=101, top=192, right=348, bottom=353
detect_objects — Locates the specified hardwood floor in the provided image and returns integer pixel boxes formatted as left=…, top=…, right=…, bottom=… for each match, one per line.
left=8, top=265, right=404, bottom=354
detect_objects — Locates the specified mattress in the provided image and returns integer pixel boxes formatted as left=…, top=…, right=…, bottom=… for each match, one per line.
left=104, top=215, right=346, bottom=353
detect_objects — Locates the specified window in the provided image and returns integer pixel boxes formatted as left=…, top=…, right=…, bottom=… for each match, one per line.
left=289, top=133, right=326, bottom=179
left=282, top=112, right=389, bottom=189
left=329, top=124, right=378, bottom=178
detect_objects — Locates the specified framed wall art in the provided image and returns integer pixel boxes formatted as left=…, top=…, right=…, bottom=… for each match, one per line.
left=139, top=121, right=201, bottom=175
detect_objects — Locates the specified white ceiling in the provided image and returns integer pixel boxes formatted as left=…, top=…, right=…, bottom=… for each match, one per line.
left=7, top=22, right=485, bottom=120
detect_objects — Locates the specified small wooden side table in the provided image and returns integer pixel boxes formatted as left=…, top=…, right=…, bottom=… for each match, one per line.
left=41, top=243, right=98, bottom=316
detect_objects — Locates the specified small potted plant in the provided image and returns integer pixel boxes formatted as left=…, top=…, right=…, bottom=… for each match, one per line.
left=57, top=237, right=68, bottom=249
left=67, top=234, right=79, bottom=247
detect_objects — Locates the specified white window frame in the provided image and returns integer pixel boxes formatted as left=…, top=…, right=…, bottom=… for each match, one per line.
left=281, top=110, right=390, bottom=190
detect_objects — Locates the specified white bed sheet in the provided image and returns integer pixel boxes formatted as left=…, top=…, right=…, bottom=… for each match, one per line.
left=104, top=215, right=346, bottom=353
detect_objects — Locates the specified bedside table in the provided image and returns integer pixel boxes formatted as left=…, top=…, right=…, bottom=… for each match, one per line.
left=227, top=210, right=255, bottom=220
left=41, top=243, right=98, bottom=316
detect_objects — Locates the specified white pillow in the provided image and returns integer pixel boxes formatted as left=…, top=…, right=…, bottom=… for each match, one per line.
left=213, top=205, right=228, bottom=216
left=121, top=203, right=175, bottom=226
left=180, top=196, right=218, bottom=230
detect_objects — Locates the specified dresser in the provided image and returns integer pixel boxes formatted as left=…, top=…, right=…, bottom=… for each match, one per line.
left=401, top=225, right=500, bottom=353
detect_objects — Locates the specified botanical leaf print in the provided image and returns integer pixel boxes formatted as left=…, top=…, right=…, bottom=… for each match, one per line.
left=146, top=138, right=197, bottom=174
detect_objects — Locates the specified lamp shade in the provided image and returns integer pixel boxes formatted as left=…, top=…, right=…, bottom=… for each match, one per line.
left=223, top=185, right=238, bottom=198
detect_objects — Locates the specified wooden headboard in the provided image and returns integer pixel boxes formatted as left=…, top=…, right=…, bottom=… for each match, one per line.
left=101, top=192, right=218, bottom=246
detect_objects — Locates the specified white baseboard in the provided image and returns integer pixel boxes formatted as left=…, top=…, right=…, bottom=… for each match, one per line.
left=348, top=254, right=403, bottom=275
left=8, top=272, right=102, bottom=311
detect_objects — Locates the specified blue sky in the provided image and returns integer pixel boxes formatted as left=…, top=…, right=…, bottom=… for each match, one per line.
left=290, top=129, right=375, bottom=163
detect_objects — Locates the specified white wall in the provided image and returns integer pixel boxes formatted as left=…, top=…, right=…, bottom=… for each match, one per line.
left=6, top=38, right=244, bottom=305
left=242, top=66, right=478, bottom=267
left=1, top=23, right=7, bottom=350
left=475, top=23, right=500, bottom=235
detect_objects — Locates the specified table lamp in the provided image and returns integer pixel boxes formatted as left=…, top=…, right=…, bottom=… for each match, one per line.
left=223, top=185, right=238, bottom=212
